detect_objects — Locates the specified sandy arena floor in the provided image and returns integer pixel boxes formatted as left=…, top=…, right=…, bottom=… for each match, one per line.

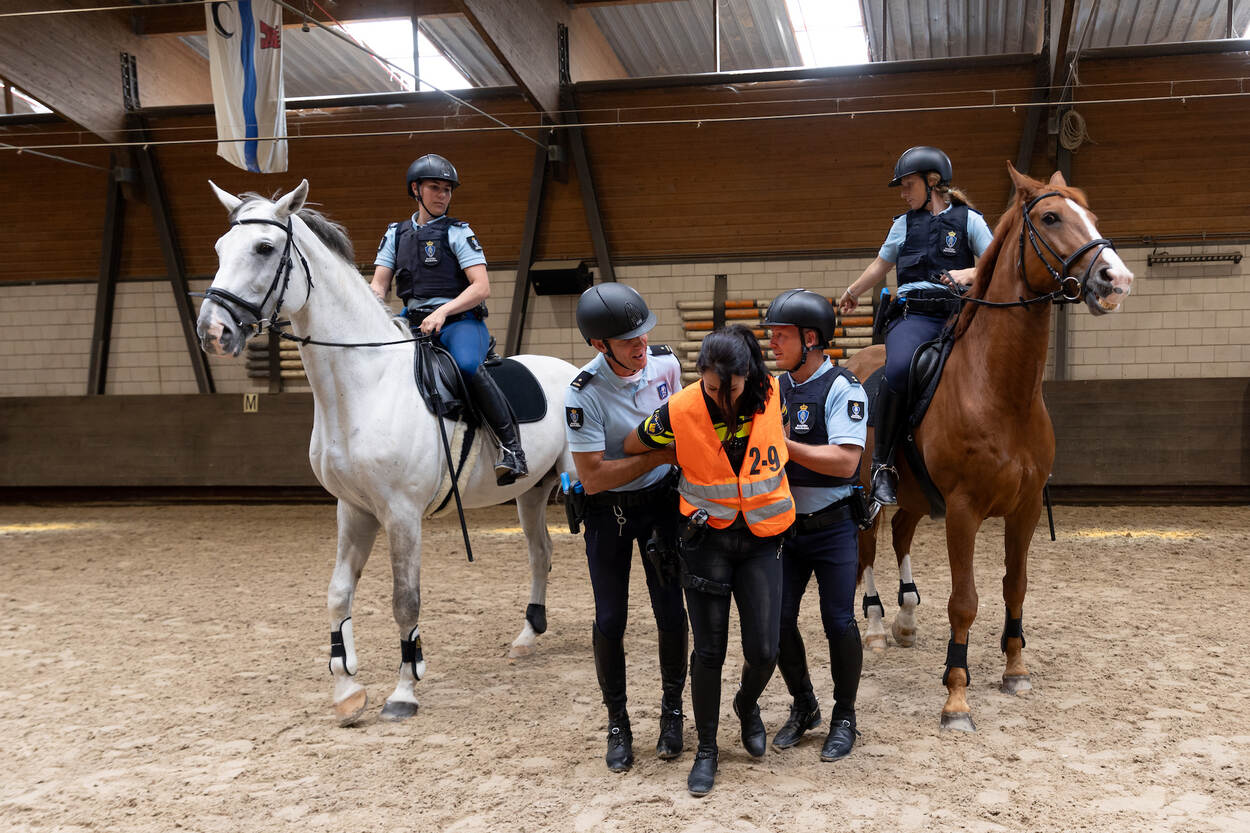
left=1, top=502, right=1247, bottom=832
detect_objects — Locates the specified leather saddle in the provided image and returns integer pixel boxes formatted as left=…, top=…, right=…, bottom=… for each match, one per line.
left=412, top=337, right=548, bottom=425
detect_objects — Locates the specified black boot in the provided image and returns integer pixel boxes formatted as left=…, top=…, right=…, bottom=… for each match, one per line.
left=592, top=624, right=633, bottom=772
left=870, top=385, right=905, bottom=506
left=687, top=653, right=720, bottom=797
left=772, top=627, right=821, bottom=749
left=467, top=370, right=528, bottom=486
left=820, top=625, right=864, bottom=762
left=732, top=688, right=767, bottom=759
left=656, top=625, right=687, bottom=760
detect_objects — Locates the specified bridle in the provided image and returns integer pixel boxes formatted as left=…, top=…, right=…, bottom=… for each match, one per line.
left=198, top=217, right=311, bottom=336
left=960, top=190, right=1117, bottom=309
left=196, top=215, right=419, bottom=349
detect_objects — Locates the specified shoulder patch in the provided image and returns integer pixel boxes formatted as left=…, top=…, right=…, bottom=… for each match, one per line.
left=847, top=399, right=866, bottom=421
left=466, top=235, right=482, bottom=252
left=649, top=344, right=673, bottom=356
left=569, top=370, right=594, bottom=390
left=566, top=407, right=584, bottom=430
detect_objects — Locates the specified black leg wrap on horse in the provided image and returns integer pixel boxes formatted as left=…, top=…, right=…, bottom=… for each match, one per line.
left=329, top=628, right=349, bottom=674
left=897, top=582, right=921, bottom=607
left=526, top=603, right=548, bottom=635
left=862, top=593, right=883, bottom=618
left=1000, top=615, right=1026, bottom=654
left=942, top=638, right=970, bottom=686
left=400, top=636, right=424, bottom=681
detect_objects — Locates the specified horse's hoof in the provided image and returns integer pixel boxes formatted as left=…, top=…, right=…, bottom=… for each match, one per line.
left=508, top=642, right=537, bottom=659
left=333, top=688, right=368, bottom=727
left=939, top=711, right=977, bottom=732
left=379, top=699, right=419, bottom=722
left=865, top=633, right=887, bottom=653
left=1001, top=674, right=1033, bottom=695
left=891, top=621, right=917, bottom=648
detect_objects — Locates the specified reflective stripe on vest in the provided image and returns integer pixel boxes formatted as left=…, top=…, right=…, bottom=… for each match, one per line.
left=669, top=377, right=796, bottom=537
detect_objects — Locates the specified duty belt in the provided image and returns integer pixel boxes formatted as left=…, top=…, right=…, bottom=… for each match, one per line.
left=793, top=497, right=856, bottom=535
left=887, top=290, right=961, bottom=323
left=586, top=477, right=676, bottom=512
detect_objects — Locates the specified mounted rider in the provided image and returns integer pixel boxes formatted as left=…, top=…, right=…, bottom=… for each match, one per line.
left=838, top=146, right=993, bottom=506
left=370, top=153, right=527, bottom=486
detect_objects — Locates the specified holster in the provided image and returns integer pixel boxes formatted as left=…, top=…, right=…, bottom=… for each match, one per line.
left=643, top=527, right=680, bottom=587
left=872, top=289, right=892, bottom=341
left=849, top=485, right=877, bottom=530
left=564, top=490, right=588, bottom=534
left=404, top=302, right=489, bottom=330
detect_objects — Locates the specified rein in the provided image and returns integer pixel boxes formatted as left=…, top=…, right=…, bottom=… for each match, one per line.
left=195, top=215, right=420, bottom=348
left=956, top=190, right=1115, bottom=310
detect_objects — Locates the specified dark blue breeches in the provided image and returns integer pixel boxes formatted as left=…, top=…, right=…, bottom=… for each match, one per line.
left=883, top=312, right=947, bottom=394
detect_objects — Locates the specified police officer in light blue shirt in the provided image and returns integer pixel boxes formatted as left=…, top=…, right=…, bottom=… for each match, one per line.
left=838, top=146, right=993, bottom=505
left=369, top=154, right=526, bottom=486
left=565, top=283, right=688, bottom=773
left=764, top=289, right=869, bottom=762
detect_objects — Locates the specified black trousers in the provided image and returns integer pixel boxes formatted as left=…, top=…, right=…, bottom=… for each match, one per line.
left=681, top=526, right=783, bottom=745
left=780, top=517, right=859, bottom=640
left=583, top=499, right=686, bottom=641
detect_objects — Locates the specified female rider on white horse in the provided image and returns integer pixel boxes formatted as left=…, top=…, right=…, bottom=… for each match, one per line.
left=369, top=154, right=527, bottom=486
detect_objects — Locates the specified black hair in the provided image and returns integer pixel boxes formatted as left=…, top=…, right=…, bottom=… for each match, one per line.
left=695, top=325, right=771, bottom=434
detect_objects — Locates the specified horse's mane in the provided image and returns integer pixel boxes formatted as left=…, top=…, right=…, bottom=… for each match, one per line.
left=950, top=177, right=1089, bottom=340
left=230, top=193, right=356, bottom=266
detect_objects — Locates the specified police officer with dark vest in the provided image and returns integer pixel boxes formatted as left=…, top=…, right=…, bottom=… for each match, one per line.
left=370, top=154, right=526, bottom=485
left=838, top=146, right=992, bottom=506
left=565, top=283, right=688, bottom=774
left=764, top=289, right=869, bottom=761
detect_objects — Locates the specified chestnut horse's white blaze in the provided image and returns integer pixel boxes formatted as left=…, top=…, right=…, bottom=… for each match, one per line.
left=197, top=180, right=576, bottom=725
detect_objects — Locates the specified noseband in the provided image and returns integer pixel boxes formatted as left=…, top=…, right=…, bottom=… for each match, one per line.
left=199, top=217, right=311, bottom=335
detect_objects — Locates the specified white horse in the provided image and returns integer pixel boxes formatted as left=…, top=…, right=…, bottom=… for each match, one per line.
left=197, top=180, right=577, bottom=724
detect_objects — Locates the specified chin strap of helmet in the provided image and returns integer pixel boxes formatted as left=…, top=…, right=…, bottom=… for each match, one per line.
left=788, top=327, right=814, bottom=374
left=414, top=181, right=447, bottom=222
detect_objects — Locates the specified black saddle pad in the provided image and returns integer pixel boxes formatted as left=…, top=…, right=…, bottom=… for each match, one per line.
left=905, top=332, right=956, bottom=429
left=483, top=358, right=546, bottom=424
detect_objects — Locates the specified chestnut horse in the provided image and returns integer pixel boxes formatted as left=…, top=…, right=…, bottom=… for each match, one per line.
left=848, top=164, right=1134, bottom=730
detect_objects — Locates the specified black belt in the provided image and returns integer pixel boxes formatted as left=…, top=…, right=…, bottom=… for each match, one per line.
left=587, top=479, right=676, bottom=512
left=793, top=497, right=856, bottom=535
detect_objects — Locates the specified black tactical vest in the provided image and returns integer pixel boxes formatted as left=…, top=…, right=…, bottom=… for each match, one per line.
left=394, top=216, right=471, bottom=302
left=780, top=366, right=860, bottom=489
left=896, top=204, right=978, bottom=285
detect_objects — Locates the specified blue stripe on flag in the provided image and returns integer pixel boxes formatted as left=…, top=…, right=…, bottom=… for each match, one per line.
left=238, top=0, right=260, bottom=172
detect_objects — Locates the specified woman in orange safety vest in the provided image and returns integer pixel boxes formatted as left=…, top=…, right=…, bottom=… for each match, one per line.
left=625, top=324, right=795, bottom=797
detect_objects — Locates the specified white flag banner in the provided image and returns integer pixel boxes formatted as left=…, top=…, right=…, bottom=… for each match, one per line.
left=205, top=0, right=288, bottom=173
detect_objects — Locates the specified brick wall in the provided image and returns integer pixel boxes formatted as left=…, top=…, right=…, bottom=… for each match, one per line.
left=1, top=243, right=1245, bottom=396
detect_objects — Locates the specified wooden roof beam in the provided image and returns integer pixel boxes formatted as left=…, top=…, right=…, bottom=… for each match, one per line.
left=454, top=0, right=569, bottom=121
left=131, top=0, right=461, bottom=36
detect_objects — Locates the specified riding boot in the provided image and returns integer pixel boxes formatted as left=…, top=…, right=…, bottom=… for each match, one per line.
left=771, top=627, right=822, bottom=750
left=870, top=385, right=905, bottom=506
left=687, top=653, right=720, bottom=797
left=655, top=624, right=688, bottom=760
left=466, top=369, right=528, bottom=486
left=821, top=625, right=864, bottom=762
left=732, top=662, right=769, bottom=759
left=592, top=624, right=633, bottom=772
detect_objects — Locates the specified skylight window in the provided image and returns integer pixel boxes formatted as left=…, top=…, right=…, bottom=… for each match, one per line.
left=341, top=21, right=471, bottom=92
left=785, top=0, right=869, bottom=67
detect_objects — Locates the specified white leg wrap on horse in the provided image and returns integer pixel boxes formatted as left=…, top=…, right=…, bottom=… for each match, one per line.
left=401, top=625, right=426, bottom=681
left=898, top=555, right=920, bottom=607
left=329, top=617, right=358, bottom=676
left=862, top=567, right=887, bottom=650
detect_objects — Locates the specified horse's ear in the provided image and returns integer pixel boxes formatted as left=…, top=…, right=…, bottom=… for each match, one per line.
left=274, top=179, right=310, bottom=218
left=1007, top=162, right=1031, bottom=193
left=209, top=180, right=243, bottom=213
left=1048, top=170, right=1068, bottom=188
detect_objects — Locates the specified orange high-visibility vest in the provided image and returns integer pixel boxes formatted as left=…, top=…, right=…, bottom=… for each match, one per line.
left=669, top=377, right=795, bottom=537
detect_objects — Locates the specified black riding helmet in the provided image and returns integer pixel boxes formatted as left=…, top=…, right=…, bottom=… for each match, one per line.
left=576, top=283, right=656, bottom=344
left=889, top=146, right=952, bottom=187
left=764, top=288, right=837, bottom=371
left=406, top=153, right=460, bottom=199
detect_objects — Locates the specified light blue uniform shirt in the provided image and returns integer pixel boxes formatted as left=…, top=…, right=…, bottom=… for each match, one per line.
left=374, top=214, right=486, bottom=304
left=784, top=358, right=869, bottom=514
left=878, top=204, right=994, bottom=296
left=564, top=350, right=683, bottom=492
